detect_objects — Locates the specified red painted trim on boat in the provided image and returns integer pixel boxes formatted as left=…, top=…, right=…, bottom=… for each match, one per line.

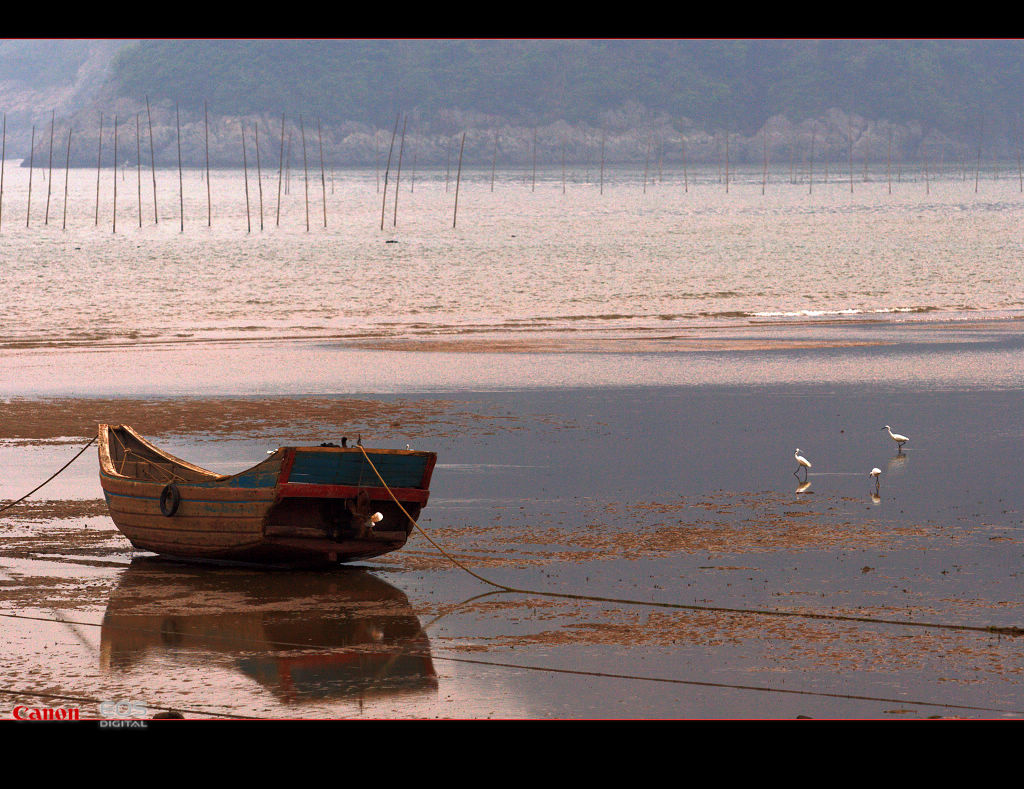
left=277, top=481, right=430, bottom=503
left=421, top=453, right=438, bottom=489
left=278, top=448, right=297, bottom=485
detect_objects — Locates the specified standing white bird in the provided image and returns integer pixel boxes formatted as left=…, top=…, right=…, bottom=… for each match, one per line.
left=869, top=467, right=881, bottom=492
left=794, top=448, right=812, bottom=479
left=882, top=425, right=909, bottom=452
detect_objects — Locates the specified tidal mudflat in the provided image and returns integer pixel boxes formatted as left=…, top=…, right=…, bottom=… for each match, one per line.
left=4, top=165, right=1024, bottom=720
left=3, top=317, right=1024, bottom=720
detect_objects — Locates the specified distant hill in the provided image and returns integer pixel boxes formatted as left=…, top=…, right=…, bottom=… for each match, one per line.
left=109, top=39, right=1023, bottom=139
left=0, top=39, right=130, bottom=148
left=5, top=39, right=1024, bottom=167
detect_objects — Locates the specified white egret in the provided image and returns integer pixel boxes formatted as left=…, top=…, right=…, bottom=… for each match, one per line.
left=882, top=425, right=909, bottom=452
left=869, top=467, right=881, bottom=492
left=794, top=448, right=812, bottom=479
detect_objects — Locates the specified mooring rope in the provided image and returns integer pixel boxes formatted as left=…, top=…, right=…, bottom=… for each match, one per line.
left=0, top=436, right=97, bottom=516
left=0, top=439, right=1017, bottom=640
left=357, top=445, right=1024, bottom=639
left=2, top=608, right=1018, bottom=716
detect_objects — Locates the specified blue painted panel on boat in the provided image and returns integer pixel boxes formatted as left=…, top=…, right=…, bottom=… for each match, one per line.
left=170, top=466, right=278, bottom=490
left=222, top=466, right=280, bottom=489
left=103, top=490, right=275, bottom=507
left=288, top=451, right=427, bottom=488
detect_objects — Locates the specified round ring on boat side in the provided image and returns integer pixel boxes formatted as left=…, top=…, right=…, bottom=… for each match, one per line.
left=160, top=483, right=181, bottom=517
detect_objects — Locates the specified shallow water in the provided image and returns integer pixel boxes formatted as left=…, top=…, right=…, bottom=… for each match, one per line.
left=3, top=162, right=1024, bottom=721
left=1, top=162, right=1024, bottom=350
left=3, top=383, right=1024, bottom=720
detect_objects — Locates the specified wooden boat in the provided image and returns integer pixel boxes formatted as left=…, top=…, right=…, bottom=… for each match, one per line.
left=98, top=424, right=437, bottom=565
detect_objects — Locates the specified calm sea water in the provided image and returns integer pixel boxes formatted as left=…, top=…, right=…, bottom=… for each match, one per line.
left=5, top=162, right=1024, bottom=719
left=1, top=161, right=1023, bottom=350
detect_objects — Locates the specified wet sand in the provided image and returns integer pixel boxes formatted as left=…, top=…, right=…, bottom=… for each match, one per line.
left=3, top=319, right=1024, bottom=720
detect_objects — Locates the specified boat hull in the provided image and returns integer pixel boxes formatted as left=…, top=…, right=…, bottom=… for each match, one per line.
left=98, top=425, right=436, bottom=565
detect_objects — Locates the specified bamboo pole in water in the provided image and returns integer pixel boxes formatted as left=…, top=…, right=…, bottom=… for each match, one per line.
left=45, top=110, right=54, bottom=225
left=26, top=124, right=34, bottom=228
left=94, top=113, right=102, bottom=226
left=681, top=134, right=688, bottom=193
left=146, top=96, right=157, bottom=224
left=531, top=128, right=537, bottom=192
left=393, top=114, right=406, bottom=227
left=762, top=127, right=768, bottom=195
left=491, top=128, right=497, bottom=192
left=379, top=113, right=398, bottom=231
left=176, top=104, right=183, bottom=232
left=642, top=133, right=650, bottom=194
left=452, top=130, right=465, bottom=229
left=255, top=123, right=264, bottom=230
left=112, top=114, right=118, bottom=233
left=276, top=113, right=285, bottom=227
left=975, top=118, right=983, bottom=193
left=724, top=130, right=730, bottom=194
left=204, top=103, right=211, bottom=227
left=1016, top=117, right=1023, bottom=192
left=242, top=122, right=251, bottom=233
left=808, top=127, right=814, bottom=195
left=136, top=114, right=142, bottom=227
left=62, top=125, right=71, bottom=230
left=318, top=118, right=326, bottom=229
left=300, top=115, right=309, bottom=232
left=887, top=128, right=892, bottom=194
left=848, top=119, right=854, bottom=193
left=0, top=112, right=5, bottom=232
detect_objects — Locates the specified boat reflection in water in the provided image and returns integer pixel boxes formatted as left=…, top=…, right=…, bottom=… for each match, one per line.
left=100, top=558, right=438, bottom=704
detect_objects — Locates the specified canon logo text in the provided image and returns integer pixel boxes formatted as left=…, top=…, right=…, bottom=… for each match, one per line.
left=13, top=705, right=80, bottom=721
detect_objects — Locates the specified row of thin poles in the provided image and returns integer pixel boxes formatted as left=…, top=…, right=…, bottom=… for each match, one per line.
left=2, top=108, right=1020, bottom=234
left=379, top=112, right=467, bottom=229
left=440, top=125, right=1015, bottom=199
left=0, top=102, right=341, bottom=234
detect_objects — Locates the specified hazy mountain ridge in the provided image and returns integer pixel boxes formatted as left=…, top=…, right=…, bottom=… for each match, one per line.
left=2, top=39, right=1022, bottom=168
left=0, top=40, right=132, bottom=145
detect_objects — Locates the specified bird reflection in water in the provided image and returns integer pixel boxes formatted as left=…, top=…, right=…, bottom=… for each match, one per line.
left=795, top=480, right=812, bottom=494
left=99, top=558, right=437, bottom=705
left=886, top=452, right=909, bottom=475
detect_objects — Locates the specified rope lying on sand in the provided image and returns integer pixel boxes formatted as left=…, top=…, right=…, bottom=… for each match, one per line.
left=0, top=436, right=97, bottom=516
left=357, top=445, right=1024, bottom=639
left=0, top=438, right=1018, bottom=639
